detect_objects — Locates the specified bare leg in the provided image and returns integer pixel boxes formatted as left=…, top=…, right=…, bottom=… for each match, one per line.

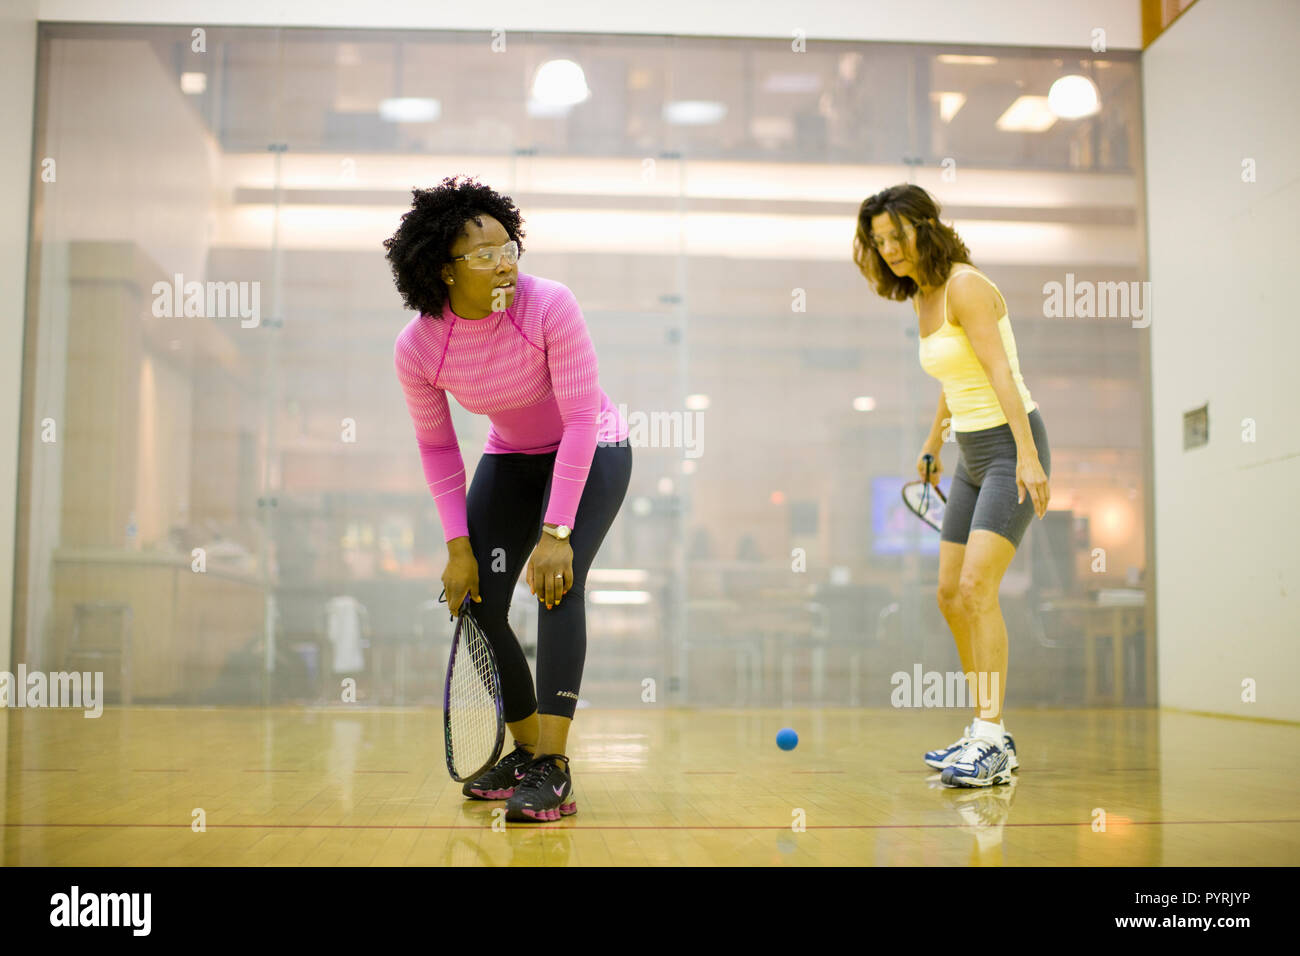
left=937, top=541, right=973, bottom=674
left=958, top=530, right=1018, bottom=723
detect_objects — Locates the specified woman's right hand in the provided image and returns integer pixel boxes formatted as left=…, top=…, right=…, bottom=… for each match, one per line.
left=442, top=539, right=481, bottom=615
left=916, top=445, right=943, bottom=486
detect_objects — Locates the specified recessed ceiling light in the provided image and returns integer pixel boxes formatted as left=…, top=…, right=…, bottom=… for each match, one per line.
left=937, top=54, right=998, bottom=66
left=180, top=72, right=206, bottom=94
left=664, top=101, right=727, bottom=125
left=590, top=591, right=652, bottom=605
left=378, top=98, right=441, bottom=122
left=996, top=95, right=1058, bottom=132
left=763, top=73, right=821, bottom=94
left=930, top=91, right=967, bottom=123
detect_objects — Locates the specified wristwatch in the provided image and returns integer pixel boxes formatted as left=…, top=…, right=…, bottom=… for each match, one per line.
left=542, top=524, right=571, bottom=540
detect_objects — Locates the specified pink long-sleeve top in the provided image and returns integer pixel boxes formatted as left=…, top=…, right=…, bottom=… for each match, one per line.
left=394, top=272, right=628, bottom=542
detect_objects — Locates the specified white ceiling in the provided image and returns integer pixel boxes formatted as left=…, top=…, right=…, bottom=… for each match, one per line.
left=35, top=0, right=1144, bottom=50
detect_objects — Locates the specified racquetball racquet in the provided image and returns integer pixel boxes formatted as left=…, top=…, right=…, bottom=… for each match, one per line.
left=439, top=587, right=505, bottom=782
left=901, top=452, right=947, bottom=532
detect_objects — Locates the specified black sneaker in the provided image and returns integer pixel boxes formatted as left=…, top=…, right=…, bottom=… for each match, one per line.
left=505, top=754, right=577, bottom=822
left=461, top=742, right=536, bottom=800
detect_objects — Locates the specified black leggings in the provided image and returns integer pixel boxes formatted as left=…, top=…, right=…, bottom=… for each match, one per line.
left=465, top=443, right=632, bottom=721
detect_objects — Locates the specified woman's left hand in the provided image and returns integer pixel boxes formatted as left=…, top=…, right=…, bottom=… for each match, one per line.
left=1017, top=453, right=1051, bottom=519
left=527, top=531, right=574, bottom=609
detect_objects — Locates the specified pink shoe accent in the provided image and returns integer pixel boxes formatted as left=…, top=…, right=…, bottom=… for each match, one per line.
left=518, top=801, right=576, bottom=822
left=470, top=786, right=515, bottom=799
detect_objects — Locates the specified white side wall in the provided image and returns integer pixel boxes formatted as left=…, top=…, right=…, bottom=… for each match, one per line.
left=1143, top=0, right=1300, bottom=720
left=0, top=0, right=39, bottom=868
left=0, top=0, right=40, bottom=687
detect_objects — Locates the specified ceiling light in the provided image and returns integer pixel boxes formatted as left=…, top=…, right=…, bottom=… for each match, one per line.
left=763, top=73, right=821, bottom=94
left=930, top=91, right=966, bottom=123
left=937, top=54, right=998, bottom=66
left=664, top=101, right=727, bottom=125
left=996, top=96, right=1058, bottom=132
left=378, top=98, right=441, bottom=122
left=532, top=59, right=591, bottom=107
left=1048, top=74, right=1101, bottom=119
left=589, top=591, right=652, bottom=605
left=587, top=569, right=650, bottom=584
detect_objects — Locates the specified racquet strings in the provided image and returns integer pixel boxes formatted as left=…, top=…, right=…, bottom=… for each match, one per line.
left=902, top=479, right=946, bottom=531
left=447, top=610, right=501, bottom=779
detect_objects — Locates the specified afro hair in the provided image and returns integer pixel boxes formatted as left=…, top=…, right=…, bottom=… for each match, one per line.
left=383, top=175, right=526, bottom=317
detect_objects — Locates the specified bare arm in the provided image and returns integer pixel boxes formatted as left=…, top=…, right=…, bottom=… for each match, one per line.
left=949, top=272, right=1050, bottom=515
left=948, top=274, right=1037, bottom=457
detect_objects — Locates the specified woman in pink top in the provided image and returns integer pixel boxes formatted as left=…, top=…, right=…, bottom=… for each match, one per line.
left=386, top=176, right=631, bottom=823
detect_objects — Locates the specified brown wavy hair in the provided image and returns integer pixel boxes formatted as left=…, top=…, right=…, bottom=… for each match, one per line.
left=853, top=184, right=971, bottom=301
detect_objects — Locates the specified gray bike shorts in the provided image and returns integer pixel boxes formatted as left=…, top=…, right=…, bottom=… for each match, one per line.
left=940, top=407, right=1050, bottom=549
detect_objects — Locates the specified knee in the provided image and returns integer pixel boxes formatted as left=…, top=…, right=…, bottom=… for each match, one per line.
left=958, top=575, right=997, bottom=613
left=551, top=580, right=585, bottom=609
left=471, top=592, right=510, bottom=626
left=936, top=582, right=962, bottom=614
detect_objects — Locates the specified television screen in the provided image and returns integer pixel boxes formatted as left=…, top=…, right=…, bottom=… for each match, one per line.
left=872, top=476, right=943, bottom=555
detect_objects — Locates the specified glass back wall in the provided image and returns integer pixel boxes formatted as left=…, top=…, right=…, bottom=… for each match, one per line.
left=16, top=24, right=1148, bottom=710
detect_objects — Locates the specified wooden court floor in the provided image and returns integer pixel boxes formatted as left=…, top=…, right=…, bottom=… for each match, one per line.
left=2, top=707, right=1297, bottom=866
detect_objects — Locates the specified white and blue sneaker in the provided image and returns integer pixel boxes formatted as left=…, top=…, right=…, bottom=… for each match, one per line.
left=925, top=725, right=1019, bottom=772
left=940, top=736, right=1014, bottom=788
left=924, top=726, right=974, bottom=770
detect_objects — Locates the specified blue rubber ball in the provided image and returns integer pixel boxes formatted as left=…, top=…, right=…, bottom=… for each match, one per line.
left=776, top=727, right=798, bottom=751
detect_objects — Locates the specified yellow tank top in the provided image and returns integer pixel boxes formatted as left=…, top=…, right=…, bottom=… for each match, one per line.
left=916, top=266, right=1036, bottom=432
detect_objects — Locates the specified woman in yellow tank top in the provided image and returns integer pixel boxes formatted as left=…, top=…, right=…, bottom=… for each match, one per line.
left=853, top=184, right=1052, bottom=788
